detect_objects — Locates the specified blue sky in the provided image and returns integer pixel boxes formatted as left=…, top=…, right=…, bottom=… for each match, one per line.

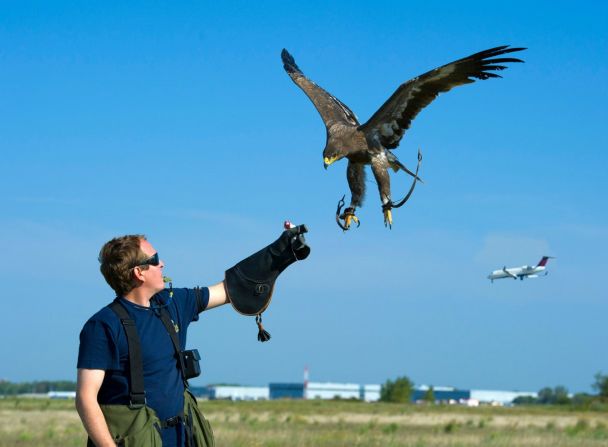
left=1, top=0, right=607, bottom=393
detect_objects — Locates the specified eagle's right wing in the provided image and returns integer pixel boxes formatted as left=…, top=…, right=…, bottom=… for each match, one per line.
left=281, top=49, right=360, bottom=129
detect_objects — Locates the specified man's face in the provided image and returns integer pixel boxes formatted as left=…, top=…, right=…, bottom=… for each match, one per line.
left=137, top=239, right=166, bottom=294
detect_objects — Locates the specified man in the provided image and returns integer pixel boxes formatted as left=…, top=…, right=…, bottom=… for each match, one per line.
left=77, top=227, right=309, bottom=446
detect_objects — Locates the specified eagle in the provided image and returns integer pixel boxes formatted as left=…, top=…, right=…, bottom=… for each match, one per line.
left=281, top=46, right=525, bottom=229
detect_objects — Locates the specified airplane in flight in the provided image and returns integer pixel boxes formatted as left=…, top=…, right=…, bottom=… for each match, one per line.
left=487, top=256, right=554, bottom=282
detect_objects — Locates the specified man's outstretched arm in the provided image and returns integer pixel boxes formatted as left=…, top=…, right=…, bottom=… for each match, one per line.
left=206, top=281, right=229, bottom=310
left=206, top=224, right=309, bottom=314
left=76, top=368, right=116, bottom=447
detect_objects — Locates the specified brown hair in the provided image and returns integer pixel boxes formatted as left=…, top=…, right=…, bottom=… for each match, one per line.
left=99, top=234, right=148, bottom=296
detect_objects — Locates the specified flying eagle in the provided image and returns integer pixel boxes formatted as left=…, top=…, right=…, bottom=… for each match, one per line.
left=281, top=46, right=525, bottom=229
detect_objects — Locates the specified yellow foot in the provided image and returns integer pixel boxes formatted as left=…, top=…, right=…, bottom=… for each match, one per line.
left=337, top=206, right=361, bottom=231
left=344, top=213, right=360, bottom=229
left=384, top=208, right=393, bottom=229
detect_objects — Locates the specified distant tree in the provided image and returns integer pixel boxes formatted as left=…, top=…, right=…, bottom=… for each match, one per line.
left=536, top=386, right=570, bottom=405
left=380, top=376, right=413, bottom=403
left=423, top=386, right=435, bottom=404
left=537, top=387, right=555, bottom=404
left=593, top=372, right=608, bottom=400
left=513, top=395, right=537, bottom=405
left=553, top=386, right=571, bottom=405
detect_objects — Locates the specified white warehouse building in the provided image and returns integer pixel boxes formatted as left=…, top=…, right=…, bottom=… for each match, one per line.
left=305, top=382, right=360, bottom=400
left=303, top=382, right=380, bottom=401
left=470, top=389, right=537, bottom=406
left=361, top=384, right=381, bottom=402
left=209, top=386, right=269, bottom=401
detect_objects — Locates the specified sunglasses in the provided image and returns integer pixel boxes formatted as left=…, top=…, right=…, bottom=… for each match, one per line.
left=132, top=252, right=160, bottom=269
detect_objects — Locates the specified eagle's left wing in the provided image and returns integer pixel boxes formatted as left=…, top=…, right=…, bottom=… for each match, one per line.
left=282, top=49, right=360, bottom=129
left=359, top=45, right=525, bottom=149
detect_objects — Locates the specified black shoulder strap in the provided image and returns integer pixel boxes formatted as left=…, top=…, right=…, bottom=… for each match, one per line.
left=109, top=299, right=146, bottom=408
left=155, top=304, right=188, bottom=385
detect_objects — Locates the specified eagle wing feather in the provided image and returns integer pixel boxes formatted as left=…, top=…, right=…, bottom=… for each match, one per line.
left=359, top=45, right=525, bottom=149
left=282, top=49, right=360, bottom=130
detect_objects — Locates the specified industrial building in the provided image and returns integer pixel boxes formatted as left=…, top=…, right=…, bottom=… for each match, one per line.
left=411, top=385, right=469, bottom=403
left=208, top=385, right=269, bottom=400
left=305, top=382, right=359, bottom=400
left=269, top=382, right=303, bottom=400
left=470, top=389, right=537, bottom=406
left=48, top=391, right=76, bottom=399
left=361, top=384, right=381, bottom=402
left=197, top=382, right=535, bottom=406
left=412, top=385, right=537, bottom=406
left=269, top=382, right=380, bottom=401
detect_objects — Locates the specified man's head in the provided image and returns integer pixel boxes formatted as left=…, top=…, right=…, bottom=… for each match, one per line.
left=99, top=235, right=165, bottom=297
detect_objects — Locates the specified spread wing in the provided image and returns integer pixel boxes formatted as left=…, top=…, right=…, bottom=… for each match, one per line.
left=281, top=49, right=360, bottom=130
left=359, top=45, right=526, bottom=149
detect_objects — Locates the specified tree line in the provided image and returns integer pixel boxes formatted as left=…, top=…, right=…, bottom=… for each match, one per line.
left=379, top=372, right=608, bottom=405
left=513, top=372, right=608, bottom=406
left=0, top=380, right=76, bottom=395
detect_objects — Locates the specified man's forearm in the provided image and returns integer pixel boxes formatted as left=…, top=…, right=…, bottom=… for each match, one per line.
left=76, top=395, right=116, bottom=447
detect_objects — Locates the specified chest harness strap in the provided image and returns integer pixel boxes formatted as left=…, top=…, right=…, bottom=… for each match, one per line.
left=153, top=300, right=188, bottom=385
left=110, top=298, right=200, bottom=446
left=109, top=300, right=147, bottom=408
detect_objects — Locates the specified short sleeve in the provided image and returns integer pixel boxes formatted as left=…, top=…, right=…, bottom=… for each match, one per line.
left=195, top=287, right=210, bottom=314
left=77, top=319, right=120, bottom=370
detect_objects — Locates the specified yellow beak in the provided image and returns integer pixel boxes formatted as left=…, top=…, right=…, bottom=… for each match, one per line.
left=323, top=156, right=339, bottom=169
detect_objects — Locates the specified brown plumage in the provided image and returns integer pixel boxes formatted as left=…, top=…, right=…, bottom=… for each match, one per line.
left=281, top=45, right=525, bottom=229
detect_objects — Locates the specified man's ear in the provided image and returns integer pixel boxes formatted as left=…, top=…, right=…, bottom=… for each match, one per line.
left=132, top=266, right=146, bottom=282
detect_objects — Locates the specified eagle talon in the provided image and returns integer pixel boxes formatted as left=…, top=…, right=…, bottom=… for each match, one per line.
left=335, top=196, right=361, bottom=230
left=340, top=207, right=360, bottom=230
left=382, top=204, right=393, bottom=229
left=341, top=209, right=360, bottom=230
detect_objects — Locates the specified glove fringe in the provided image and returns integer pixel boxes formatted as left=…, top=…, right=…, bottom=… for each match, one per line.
left=256, top=314, right=271, bottom=342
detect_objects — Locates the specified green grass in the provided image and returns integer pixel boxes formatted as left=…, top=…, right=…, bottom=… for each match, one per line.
left=1, top=398, right=607, bottom=446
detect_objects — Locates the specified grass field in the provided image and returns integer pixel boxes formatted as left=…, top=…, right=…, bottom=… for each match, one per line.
left=1, top=398, right=608, bottom=446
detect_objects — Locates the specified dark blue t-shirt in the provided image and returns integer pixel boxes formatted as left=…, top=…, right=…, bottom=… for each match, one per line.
left=77, top=287, right=209, bottom=446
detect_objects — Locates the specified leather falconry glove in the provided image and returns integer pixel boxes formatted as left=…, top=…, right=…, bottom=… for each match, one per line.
left=225, top=224, right=310, bottom=342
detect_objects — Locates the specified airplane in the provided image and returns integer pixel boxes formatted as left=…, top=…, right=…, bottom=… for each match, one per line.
left=487, top=256, right=554, bottom=282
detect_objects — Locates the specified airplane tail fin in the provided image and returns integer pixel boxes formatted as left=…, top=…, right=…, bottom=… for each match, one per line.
left=537, top=256, right=554, bottom=267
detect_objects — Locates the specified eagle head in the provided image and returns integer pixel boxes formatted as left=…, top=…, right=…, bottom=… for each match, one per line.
left=323, top=125, right=360, bottom=169
left=323, top=145, right=346, bottom=170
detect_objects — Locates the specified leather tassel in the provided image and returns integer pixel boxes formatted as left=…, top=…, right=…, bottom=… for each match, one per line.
left=256, top=314, right=271, bottom=342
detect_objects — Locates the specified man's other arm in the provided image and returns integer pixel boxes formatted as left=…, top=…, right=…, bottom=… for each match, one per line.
left=76, top=368, right=116, bottom=447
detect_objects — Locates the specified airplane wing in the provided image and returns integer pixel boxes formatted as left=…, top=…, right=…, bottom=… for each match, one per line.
left=502, top=267, right=518, bottom=279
